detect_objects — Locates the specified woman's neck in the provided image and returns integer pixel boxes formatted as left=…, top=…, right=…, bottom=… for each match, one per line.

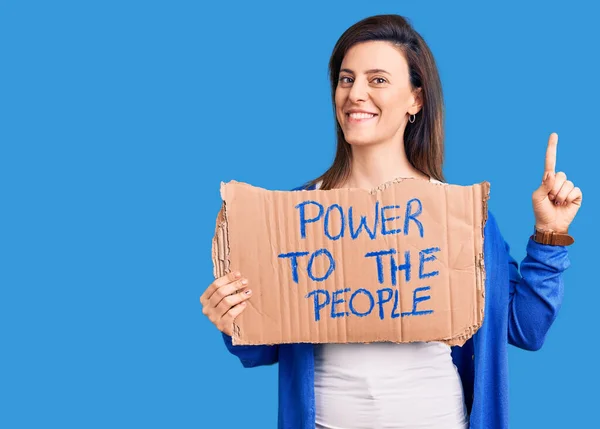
left=342, top=141, right=429, bottom=190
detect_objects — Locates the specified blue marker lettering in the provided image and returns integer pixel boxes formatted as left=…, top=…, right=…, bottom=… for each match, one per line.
left=305, top=289, right=330, bottom=321
left=307, top=248, right=335, bottom=282
left=419, top=247, right=440, bottom=279
left=348, top=202, right=380, bottom=240
left=278, top=251, right=310, bottom=283
left=324, top=203, right=345, bottom=240
left=391, top=250, right=411, bottom=286
left=376, top=288, right=394, bottom=320
left=401, top=286, right=433, bottom=317
left=349, top=288, right=375, bottom=317
left=295, top=200, right=324, bottom=239
left=391, top=288, right=400, bottom=318
left=365, top=248, right=397, bottom=284
left=381, top=205, right=402, bottom=235
left=331, top=287, right=351, bottom=318
left=404, top=198, right=424, bottom=238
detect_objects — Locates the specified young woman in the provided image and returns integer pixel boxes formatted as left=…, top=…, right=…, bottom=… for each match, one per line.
left=200, top=14, right=582, bottom=429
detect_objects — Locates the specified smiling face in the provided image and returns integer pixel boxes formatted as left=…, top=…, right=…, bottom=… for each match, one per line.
left=335, top=41, right=422, bottom=147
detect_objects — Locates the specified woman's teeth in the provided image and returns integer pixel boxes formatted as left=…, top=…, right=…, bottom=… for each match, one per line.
left=348, top=112, right=376, bottom=119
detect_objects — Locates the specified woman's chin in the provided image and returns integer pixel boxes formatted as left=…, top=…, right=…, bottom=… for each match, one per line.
left=346, top=137, right=378, bottom=147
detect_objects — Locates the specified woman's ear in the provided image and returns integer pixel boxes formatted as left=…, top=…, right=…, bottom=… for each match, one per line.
left=410, top=87, right=423, bottom=115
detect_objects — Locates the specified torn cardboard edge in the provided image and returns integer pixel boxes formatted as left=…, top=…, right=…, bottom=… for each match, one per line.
left=212, top=178, right=490, bottom=347
left=212, top=202, right=230, bottom=280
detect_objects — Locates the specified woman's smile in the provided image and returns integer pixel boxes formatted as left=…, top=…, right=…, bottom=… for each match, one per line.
left=346, top=112, right=379, bottom=124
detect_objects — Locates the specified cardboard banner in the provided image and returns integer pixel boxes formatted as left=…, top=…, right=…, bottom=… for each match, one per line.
left=212, top=178, right=489, bottom=347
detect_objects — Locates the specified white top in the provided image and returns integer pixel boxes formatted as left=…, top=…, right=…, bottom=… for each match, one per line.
left=314, top=342, right=468, bottom=429
left=313, top=176, right=467, bottom=429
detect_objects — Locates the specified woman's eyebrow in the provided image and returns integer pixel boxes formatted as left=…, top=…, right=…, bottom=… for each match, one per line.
left=339, top=68, right=391, bottom=75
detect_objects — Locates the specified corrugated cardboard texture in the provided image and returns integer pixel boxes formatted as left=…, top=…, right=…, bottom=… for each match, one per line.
left=212, top=179, right=489, bottom=347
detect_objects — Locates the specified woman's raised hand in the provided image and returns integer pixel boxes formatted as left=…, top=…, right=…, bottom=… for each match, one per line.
left=532, top=132, right=583, bottom=234
left=200, top=271, right=252, bottom=336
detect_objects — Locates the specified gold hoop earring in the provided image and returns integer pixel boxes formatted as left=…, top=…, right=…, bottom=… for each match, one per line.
left=409, top=114, right=416, bottom=123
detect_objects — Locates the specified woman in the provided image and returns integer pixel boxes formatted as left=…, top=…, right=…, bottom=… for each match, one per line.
left=200, top=14, right=582, bottom=429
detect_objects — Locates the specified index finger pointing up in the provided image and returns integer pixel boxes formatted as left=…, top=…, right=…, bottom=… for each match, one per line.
left=545, top=132, right=558, bottom=174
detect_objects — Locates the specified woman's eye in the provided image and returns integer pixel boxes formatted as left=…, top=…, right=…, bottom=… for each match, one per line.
left=339, top=76, right=386, bottom=84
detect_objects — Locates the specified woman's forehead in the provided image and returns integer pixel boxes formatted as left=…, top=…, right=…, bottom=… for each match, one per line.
left=341, top=41, right=408, bottom=74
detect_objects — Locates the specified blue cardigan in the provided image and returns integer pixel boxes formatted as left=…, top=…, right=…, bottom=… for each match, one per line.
left=222, top=183, right=570, bottom=428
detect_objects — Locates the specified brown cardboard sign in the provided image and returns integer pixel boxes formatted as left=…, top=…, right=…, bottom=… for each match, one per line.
left=212, top=178, right=489, bottom=347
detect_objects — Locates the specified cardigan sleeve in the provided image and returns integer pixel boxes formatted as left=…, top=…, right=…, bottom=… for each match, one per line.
left=221, top=332, right=279, bottom=368
left=505, top=237, right=570, bottom=351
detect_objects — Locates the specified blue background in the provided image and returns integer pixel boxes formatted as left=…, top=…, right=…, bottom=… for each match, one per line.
left=1, top=1, right=598, bottom=427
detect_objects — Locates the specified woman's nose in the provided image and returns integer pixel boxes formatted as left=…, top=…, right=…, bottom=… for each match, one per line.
left=348, top=78, right=369, bottom=103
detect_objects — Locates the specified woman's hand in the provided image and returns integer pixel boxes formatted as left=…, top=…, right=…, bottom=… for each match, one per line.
left=532, top=133, right=583, bottom=233
left=200, top=271, right=252, bottom=336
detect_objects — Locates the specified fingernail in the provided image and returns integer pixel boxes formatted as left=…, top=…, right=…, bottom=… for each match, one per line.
left=234, top=271, right=241, bottom=277
left=241, top=278, right=248, bottom=285
left=241, top=301, right=247, bottom=306
left=245, top=289, right=252, bottom=295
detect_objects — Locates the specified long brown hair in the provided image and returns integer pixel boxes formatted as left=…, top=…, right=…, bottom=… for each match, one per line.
left=306, top=14, right=445, bottom=190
